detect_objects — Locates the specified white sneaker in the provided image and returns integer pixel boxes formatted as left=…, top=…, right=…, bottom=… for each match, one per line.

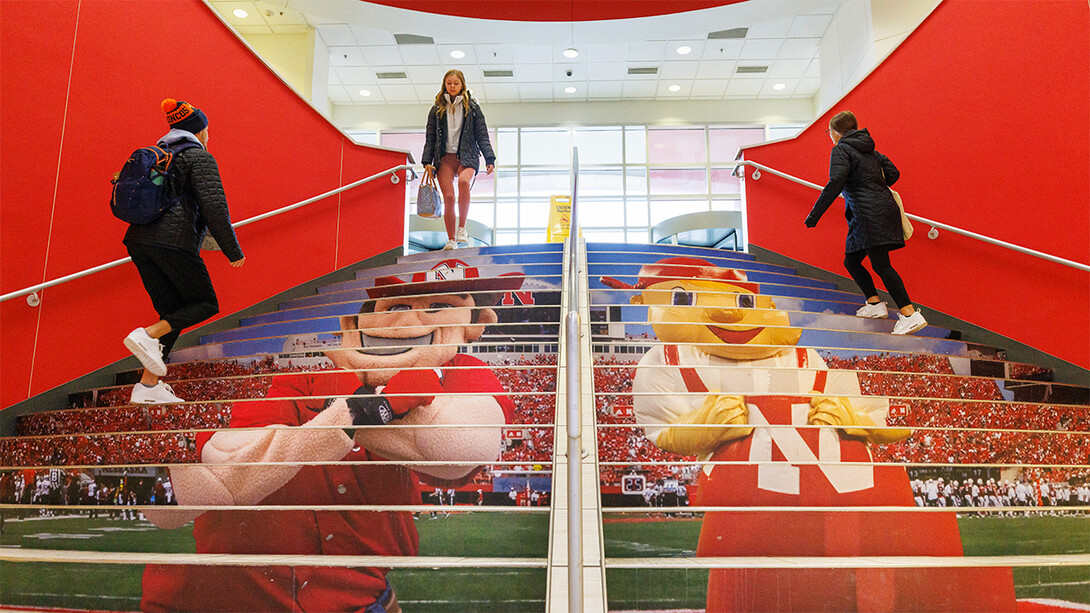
left=443, top=239, right=457, bottom=251
left=855, top=301, right=888, bottom=318
left=124, top=328, right=166, bottom=376
left=455, top=226, right=468, bottom=244
left=131, top=381, right=183, bottom=404
left=892, top=310, right=927, bottom=335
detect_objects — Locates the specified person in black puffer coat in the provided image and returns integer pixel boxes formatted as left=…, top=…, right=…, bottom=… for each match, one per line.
left=122, top=99, right=246, bottom=405
left=805, top=111, right=926, bottom=335
left=422, top=69, right=496, bottom=251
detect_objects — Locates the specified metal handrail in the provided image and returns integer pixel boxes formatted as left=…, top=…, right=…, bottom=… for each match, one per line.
left=565, top=146, right=583, bottom=612
left=0, top=163, right=417, bottom=305
left=735, top=160, right=1090, bottom=273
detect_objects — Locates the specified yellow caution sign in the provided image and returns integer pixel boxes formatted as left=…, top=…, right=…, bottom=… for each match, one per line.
left=547, top=195, right=571, bottom=243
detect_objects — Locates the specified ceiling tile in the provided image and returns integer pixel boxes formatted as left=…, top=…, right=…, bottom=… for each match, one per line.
left=657, top=81, right=692, bottom=97
left=348, top=25, right=396, bottom=46
left=805, top=58, right=821, bottom=78
left=747, top=16, right=793, bottom=38
left=768, top=59, right=812, bottom=79
left=788, top=14, right=834, bottom=38
left=622, top=80, right=657, bottom=99
left=588, top=61, right=626, bottom=81
left=326, top=85, right=352, bottom=103
left=415, top=84, right=440, bottom=100
left=475, top=44, right=514, bottom=64
left=725, top=79, right=764, bottom=96
left=760, top=80, right=796, bottom=97
left=778, top=37, right=820, bottom=59
left=626, top=41, right=667, bottom=62
left=555, top=63, right=583, bottom=80
left=404, top=65, right=439, bottom=82
left=350, top=87, right=383, bottom=103
left=690, top=79, right=728, bottom=97
left=399, top=45, right=440, bottom=65
left=484, top=83, right=521, bottom=101
left=512, top=44, right=553, bottom=63
left=518, top=82, right=554, bottom=98
left=588, top=81, right=624, bottom=98
left=555, top=83, right=587, bottom=99
left=796, top=78, right=821, bottom=95
left=436, top=45, right=476, bottom=63
left=517, top=64, right=554, bottom=82
left=333, top=66, right=374, bottom=85
left=666, top=39, right=705, bottom=59
left=701, top=39, right=744, bottom=61
left=362, top=46, right=403, bottom=66
left=327, top=66, right=341, bottom=85
left=696, top=60, right=736, bottom=79
left=329, top=46, right=365, bottom=66
left=660, top=60, right=699, bottom=80
left=379, top=84, right=417, bottom=102
left=587, top=43, right=627, bottom=62
left=316, top=24, right=356, bottom=47
left=739, top=39, right=783, bottom=60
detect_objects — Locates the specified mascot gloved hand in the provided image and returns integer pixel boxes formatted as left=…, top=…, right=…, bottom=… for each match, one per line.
left=346, top=369, right=444, bottom=426
left=657, top=394, right=754, bottom=457
left=808, top=395, right=910, bottom=444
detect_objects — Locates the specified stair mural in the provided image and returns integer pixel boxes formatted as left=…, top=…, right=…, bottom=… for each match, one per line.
left=1, top=242, right=1087, bottom=611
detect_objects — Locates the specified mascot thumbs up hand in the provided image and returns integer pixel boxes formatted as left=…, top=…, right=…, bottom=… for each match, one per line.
left=808, top=395, right=911, bottom=444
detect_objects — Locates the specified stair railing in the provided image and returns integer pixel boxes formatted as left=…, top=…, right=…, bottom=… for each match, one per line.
left=565, top=146, right=583, bottom=611
left=0, top=163, right=417, bottom=306
left=735, top=160, right=1089, bottom=272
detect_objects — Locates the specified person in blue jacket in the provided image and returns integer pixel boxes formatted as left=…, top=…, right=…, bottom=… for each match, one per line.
left=805, top=111, right=926, bottom=335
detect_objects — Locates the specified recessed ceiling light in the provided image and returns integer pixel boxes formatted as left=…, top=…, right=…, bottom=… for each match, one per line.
left=772, top=83, right=787, bottom=90
left=668, top=84, right=681, bottom=92
left=358, top=89, right=372, bottom=97
left=676, top=45, right=692, bottom=55
left=564, top=86, right=577, bottom=94
left=232, top=8, right=248, bottom=18
left=450, top=50, right=465, bottom=59
left=563, top=48, right=579, bottom=58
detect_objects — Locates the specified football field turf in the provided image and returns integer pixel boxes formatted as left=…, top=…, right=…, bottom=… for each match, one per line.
left=1, top=512, right=1088, bottom=611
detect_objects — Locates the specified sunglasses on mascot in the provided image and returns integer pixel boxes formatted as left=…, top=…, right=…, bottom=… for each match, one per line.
left=638, top=286, right=774, bottom=309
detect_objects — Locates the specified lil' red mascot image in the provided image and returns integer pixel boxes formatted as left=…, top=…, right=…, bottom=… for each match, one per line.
left=140, top=259, right=522, bottom=613
left=602, top=257, right=1016, bottom=612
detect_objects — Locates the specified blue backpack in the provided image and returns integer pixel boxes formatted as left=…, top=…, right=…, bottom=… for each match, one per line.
left=110, top=141, right=199, bottom=225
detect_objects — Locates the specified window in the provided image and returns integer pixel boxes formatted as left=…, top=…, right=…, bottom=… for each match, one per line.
left=389, top=124, right=772, bottom=251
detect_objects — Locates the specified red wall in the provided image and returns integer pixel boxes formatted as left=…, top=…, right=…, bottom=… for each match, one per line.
left=740, top=0, right=1089, bottom=369
left=0, top=0, right=408, bottom=409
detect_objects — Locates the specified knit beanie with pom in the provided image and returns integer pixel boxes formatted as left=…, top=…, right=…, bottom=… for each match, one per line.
left=162, top=98, right=208, bottom=134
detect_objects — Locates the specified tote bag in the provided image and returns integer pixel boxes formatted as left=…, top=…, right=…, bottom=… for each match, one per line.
left=416, top=167, right=442, bottom=219
left=889, top=188, right=914, bottom=240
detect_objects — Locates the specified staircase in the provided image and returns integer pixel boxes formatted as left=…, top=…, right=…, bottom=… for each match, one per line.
left=1, top=241, right=1087, bottom=612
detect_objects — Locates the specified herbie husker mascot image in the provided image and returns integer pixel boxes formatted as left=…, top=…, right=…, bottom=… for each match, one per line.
left=602, top=257, right=1015, bottom=613
left=140, top=259, right=522, bottom=613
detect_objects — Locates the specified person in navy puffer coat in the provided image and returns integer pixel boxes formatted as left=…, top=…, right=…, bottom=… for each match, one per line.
left=422, top=69, right=496, bottom=251
left=805, top=111, right=927, bottom=335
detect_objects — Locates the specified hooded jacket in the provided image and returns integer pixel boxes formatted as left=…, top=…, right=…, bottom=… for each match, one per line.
left=421, top=97, right=496, bottom=173
left=123, top=131, right=244, bottom=262
left=805, top=128, right=903, bottom=253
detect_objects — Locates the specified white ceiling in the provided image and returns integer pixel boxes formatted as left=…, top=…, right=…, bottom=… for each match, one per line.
left=208, top=0, right=851, bottom=107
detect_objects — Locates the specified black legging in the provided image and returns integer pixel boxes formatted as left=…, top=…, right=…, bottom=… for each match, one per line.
left=844, top=247, right=912, bottom=309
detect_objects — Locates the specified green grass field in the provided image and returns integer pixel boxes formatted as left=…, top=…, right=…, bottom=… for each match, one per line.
left=1, top=512, right=1088, bottom=611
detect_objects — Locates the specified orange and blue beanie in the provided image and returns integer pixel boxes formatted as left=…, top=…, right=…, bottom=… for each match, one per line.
left=162, top=98, right=208, bottom=134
